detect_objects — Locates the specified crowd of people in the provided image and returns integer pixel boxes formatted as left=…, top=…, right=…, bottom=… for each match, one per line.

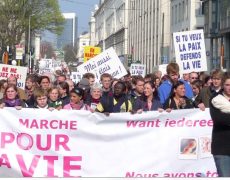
left=0, top=62, right=230, bottom=177
left=0, top=62, right=227, bottom=114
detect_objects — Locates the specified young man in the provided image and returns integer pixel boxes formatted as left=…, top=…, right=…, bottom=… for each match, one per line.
left=100, top=73, right=113, bottom=97
left=129, top=75, right=145, bottom=107
left=96, top=81, right=132, bottom=114
left=83, top=73, right=95, bottom=86
left=199, top=69, right=223, bottom=107
left=158, top=62, right=193, bottom=105
left=30, top=88, right=49, bottom=109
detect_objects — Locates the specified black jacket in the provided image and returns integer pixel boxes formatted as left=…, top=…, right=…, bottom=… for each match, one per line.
left=210, top=93, right=230, bottom=155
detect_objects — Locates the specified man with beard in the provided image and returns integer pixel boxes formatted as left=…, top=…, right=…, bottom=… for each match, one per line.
left=158, top=62, right=193, bottom=105
left=95, top=81, right=132, bottom=114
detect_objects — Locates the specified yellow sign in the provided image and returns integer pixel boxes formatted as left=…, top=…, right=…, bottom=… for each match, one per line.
left=84, top=46, right=101, bottom=62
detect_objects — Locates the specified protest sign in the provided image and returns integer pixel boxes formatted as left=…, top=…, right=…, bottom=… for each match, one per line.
left=0, top=108, right=216, bottom=177
left=15, top=44, right=24, bottom=60
left=173, top=29, right=207, bottom=73
left=77, top=47, right=127, bottom=81
left=0, top=64, right=27, bottom=89
left=84, top=46, right=101, bottom=62
left=70, top=71, right=82, bottom=84
left=130, top=64, right=146, bottom=77
left=39, top=59, right=53, bottom=75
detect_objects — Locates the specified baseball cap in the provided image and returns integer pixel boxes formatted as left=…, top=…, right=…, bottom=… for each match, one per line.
left=71, top=87, right=84, bottom=97
left=78, top=78, right=90, bottom=90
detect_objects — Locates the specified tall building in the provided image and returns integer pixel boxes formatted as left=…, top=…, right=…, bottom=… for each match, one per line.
left=170, top=0, right=211, bottom=71
left=203, top=0, right=230, bottom=70
left=77, top=32, right=90, bottom=60
left=128, top=0, right=171, bottom=73
left=57, top=13, right=78, bottom=49
left=90, top=0, right=171, bottom=73
left=92, top=0, right=128, bottom=59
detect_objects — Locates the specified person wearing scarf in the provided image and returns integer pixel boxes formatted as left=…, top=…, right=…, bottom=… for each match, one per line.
left=63, top=87, right=89, bottom=110
left=85, top=82, right=102, bottom=112
left=0, top=84, right=25, bottom=109
left=95, top=81, right=132, bottom=114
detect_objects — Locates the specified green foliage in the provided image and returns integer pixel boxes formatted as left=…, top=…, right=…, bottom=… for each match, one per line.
left=0, top=0, right=64, bottom=47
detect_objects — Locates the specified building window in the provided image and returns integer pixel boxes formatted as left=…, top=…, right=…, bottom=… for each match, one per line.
left=182, top=1, right=185, bottom=22
left=175, top=5, right=177, bottom=23
left=179, top=3, right=181, bottom=22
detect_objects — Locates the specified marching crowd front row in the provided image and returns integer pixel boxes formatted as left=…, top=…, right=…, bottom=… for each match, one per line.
left=0, top=62, right=230, bottom=177
left=0, top=62, right=228, bottom=115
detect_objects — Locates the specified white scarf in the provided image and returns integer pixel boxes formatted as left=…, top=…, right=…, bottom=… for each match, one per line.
left=212, top=94, right=230, bottom=113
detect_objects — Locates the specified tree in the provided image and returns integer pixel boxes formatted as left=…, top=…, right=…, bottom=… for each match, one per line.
left=0, top=0, right=65, bottom=48
left=63, top=44, right=78, bottom=64
left=40, top=41, right=55, bottom=59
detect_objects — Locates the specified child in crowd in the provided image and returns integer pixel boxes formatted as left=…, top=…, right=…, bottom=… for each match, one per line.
left=30, top=88, right=49, bottom=109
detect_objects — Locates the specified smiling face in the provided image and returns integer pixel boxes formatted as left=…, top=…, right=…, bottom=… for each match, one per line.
left=91, top=88, right=102, bottom=100
left=174, top=84, right=186, bottom=97
left=70, top=92, right=81, bottom=104
left=144, top=82, right=154, bottom=97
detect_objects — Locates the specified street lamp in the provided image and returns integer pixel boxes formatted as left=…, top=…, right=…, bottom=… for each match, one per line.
left=28, top=14, right=34, bottom=74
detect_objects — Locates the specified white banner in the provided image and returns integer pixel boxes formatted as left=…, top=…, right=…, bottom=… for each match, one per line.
left=173, top=30, right=207, bottom=73
left=77, top=47, right=127, bottom=81
left=0, top=64, right=27, bottom=89
left=130, top=64, right=146, bottom=77
left=0, top=108, right=217, bottom=177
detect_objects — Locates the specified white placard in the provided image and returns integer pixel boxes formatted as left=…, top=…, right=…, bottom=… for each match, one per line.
left=0, top=64, right=28, bottom=89
left=173, top=30, right=207, bottom=73
left=70, top=72, right=82, bottom=84
left=39, top=59, right=53, bottom=75
left=130, top=64, right=146, bottom=77
left=77, top=47, right=127, bottom=81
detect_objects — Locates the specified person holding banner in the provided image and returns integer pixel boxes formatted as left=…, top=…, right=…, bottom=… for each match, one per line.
left=210, top=71, right=230, bottom=177
left=158, top=62, right=193, bottom=105
left=95, top=81, right=132, bottom=114
left=48, top=87, right=63, bottom=110
left=0, top=84, right=26, bottom=109
left=85, top=82, right=102, bottom=112
left=163, top=81, right=194, bottom=111
left=133, top=81, right=163, bottom=112
left=63, top=87, right=89, bottom=110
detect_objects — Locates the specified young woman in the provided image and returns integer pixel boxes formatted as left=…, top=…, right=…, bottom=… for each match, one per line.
left=133, top=81, right=163, bottom=112
left=0, top=84, right=26, bottom=109
left=25, top=75, right=37, bottom=100
left=0, top=79, right=7, bottom=99
left=48, top=87, right=62, bottom=110
left=58, top=81, right=70, bottom=106
left=63, top=87, right=88, bottom=110
left=163, top=81, right=194, bottom=111
left=210, top=72, right=230, bottom=177
left=190, top=80, right=205, bottom=111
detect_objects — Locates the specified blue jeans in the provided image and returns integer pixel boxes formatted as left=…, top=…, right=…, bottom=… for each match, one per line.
left=214, top=155, right=230, bottom=177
